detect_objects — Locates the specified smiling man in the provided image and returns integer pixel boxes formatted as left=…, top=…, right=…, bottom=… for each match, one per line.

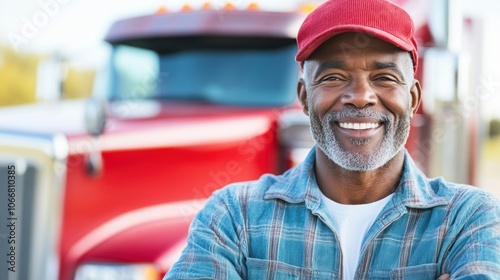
left=165, top=0, right=500, bottom=279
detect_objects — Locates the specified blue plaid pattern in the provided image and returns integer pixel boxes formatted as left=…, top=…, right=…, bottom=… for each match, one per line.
left=165, top=148, right=500, bottom=279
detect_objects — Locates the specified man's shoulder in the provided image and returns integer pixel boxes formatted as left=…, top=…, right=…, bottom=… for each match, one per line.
left=214, top=167, right=300, bottom=204
left=427, top=177, right=500, bottom=213
left=214, top=149, right=317, bottom=206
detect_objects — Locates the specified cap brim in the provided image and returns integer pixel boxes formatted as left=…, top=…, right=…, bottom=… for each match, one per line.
left=295, top=25, right=414, bottom=62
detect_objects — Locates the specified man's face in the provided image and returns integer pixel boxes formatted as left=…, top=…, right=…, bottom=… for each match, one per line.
left=298, top=32, right=421, bottom=171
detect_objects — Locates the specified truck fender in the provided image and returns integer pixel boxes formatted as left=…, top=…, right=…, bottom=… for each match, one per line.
left=66, top=199, right=207, bottom=270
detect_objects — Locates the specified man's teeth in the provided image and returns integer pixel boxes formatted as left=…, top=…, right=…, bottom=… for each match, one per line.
left=339, top=123, right=381, bottom=130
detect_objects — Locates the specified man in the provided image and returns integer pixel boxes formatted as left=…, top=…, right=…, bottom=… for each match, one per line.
left=165, top=0, right=500, bottom=279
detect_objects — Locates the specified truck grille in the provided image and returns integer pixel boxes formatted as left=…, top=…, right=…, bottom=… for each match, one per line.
left=0, top=162, right=38, bottom=280
left=0, top=132, right=67, bottom=280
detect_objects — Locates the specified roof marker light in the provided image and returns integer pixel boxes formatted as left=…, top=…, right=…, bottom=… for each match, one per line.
left=299, top=3, right=318, bottom=13
left=181, top=4, right=192, bottom=11
left=247, top=2, right=259, bottom=11
left=156, top=6, right=168, bottom=14
left=202, top=2, right=213, bottom=9
left=223, top=3, right=236, bottom=10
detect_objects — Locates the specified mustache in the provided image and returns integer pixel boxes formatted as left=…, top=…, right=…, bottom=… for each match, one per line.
left=325, top=107, right=392, bottom=124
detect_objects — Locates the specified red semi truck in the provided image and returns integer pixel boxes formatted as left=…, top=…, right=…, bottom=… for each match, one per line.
left=0, top=1, right=476, bottom=279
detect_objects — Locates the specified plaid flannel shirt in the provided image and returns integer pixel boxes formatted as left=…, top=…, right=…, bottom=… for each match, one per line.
left=165, top=148, right=500, bottom=279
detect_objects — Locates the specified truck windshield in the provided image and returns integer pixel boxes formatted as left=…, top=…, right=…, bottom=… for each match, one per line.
left=108, top=44, right=299, bottom=107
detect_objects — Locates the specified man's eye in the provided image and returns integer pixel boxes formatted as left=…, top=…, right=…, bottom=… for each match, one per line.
left=322, top=76, right=343, bottom=81
left=375, top=76, right=396, bottom=82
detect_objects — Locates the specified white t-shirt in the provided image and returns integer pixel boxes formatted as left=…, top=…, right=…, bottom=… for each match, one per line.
left=321, top=193, right=394, bottom=280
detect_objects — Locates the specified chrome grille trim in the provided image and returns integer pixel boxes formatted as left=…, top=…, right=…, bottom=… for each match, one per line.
left=0, top=131, right=68, bottom=280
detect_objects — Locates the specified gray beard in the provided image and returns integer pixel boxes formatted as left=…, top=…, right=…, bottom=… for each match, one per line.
left=309, top=105, right=411, bottom=171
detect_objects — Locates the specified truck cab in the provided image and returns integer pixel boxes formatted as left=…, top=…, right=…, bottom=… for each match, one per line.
left=0, top=7, right=313, bottom=279
left=66, top=9, right=312, bottom=279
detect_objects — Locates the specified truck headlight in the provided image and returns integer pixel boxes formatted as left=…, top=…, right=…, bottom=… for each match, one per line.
left=74, top=263, right=160, bottom=280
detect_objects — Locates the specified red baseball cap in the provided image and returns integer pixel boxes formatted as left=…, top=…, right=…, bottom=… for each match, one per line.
left=295, top=0, right=418, bottom=73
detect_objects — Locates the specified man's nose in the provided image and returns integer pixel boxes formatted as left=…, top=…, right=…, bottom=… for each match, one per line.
left=340, top=80, right=377, bottom=108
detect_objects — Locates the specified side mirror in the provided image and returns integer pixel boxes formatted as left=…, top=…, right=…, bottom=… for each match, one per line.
left=84, top=98, right=107, bottom=136
left=84, top=97, right=107, bottom=177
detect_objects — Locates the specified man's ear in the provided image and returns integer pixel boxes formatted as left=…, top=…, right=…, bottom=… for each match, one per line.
left=297, top=78, right=309, bottom=116
left=409, top=79, right=422, bottom=118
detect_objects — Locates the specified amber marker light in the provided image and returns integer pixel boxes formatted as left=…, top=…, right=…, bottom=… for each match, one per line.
left=298, top=3, right=318, bottom=13
left=247, top=2, right=260, bottom=11
left=202, top=2, right=213, bottom=10
left=223, top=3, right=236, bottom=10
left=156, top=5, right=168, bottom=14
left=181, top=4, right=193, bottom=11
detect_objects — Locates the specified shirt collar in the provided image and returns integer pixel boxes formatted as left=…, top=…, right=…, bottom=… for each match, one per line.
left=394, top=151, right=450, bottom=208
left=264, top=147, right=449, bottom=209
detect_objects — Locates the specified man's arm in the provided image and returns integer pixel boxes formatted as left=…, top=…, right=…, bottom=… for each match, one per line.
left=164, top=189, right=246, bottom=280
left=443, top=192, right=500, bottom=278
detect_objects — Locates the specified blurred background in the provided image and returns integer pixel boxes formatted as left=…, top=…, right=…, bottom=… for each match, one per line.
left=0, top=0, right=499, bottom=195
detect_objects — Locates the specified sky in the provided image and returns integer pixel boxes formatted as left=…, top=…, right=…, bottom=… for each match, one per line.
left=0, top=0, right=498, bottom=56
left=0, top=0, right=324, bottom=72
left=0, top=0, right=313, bottom=55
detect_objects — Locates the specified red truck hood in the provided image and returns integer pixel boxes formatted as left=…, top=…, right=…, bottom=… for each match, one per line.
left=80, top=99, right=284, bottom=153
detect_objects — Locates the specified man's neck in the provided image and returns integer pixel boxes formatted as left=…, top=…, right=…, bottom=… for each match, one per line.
left=314, top=148, right=405, bottom=205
